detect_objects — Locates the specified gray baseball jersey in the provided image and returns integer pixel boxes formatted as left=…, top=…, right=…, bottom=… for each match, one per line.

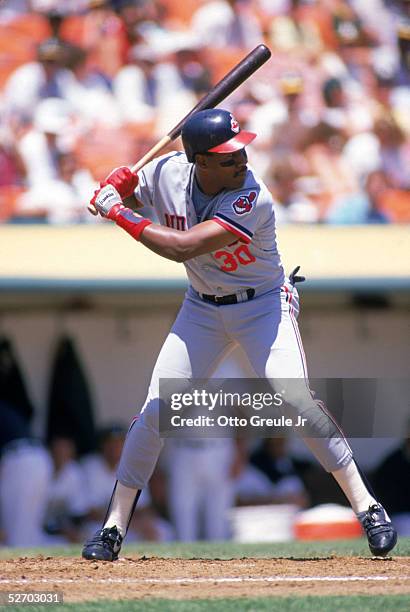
left=134, top=151, right=285, bottom=296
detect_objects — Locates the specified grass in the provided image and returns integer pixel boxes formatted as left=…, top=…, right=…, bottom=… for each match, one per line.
left=4, top=595, right=410, bottom=612
left=1, top=537, right=410, bottom=560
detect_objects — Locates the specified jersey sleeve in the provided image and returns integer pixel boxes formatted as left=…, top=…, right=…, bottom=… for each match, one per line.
left=212, top=188, right=261, bottom=244
left=134, top=159, right=156, bottom=207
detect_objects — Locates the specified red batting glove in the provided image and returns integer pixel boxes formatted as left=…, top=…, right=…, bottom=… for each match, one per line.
left=101, top=166, right=139, bottom=199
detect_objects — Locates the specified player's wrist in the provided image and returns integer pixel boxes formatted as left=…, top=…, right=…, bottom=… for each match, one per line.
left=115, top=208, right=153, bottom=241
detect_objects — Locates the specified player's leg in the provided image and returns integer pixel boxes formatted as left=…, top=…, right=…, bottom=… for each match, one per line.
left=233, top=287, right=397, bottom=556
left=83, top=297, right=234, bottom=559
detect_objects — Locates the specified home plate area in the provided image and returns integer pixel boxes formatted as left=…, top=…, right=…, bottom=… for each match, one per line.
left=0, top=556, right=409, bottom=602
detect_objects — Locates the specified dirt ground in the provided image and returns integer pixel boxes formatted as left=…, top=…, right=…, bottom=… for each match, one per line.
left=1, top=556, right=409, bottom=602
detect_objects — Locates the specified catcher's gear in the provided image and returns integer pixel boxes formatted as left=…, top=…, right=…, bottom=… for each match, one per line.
left=181, top=109, right=256, bottom=162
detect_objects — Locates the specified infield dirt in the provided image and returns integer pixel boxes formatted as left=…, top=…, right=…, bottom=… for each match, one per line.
left=1, top=556, right=409, bottom=602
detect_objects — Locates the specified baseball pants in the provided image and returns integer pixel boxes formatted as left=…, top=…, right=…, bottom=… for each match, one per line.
left=118, top=284, right=353, bottom=489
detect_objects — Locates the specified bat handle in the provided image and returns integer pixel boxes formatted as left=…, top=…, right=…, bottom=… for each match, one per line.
left=87, top=204, right=99, bottom=215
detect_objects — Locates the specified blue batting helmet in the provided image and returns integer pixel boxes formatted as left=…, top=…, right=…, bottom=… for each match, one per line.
left=181, top=109, right=256, bottom=163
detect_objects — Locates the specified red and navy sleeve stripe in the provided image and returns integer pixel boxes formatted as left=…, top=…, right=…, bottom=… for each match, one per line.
left=212, top=213, right=253, bottom=244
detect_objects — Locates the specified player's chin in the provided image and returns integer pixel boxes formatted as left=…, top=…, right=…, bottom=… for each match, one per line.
left=232, top=172, right=247, bottom=187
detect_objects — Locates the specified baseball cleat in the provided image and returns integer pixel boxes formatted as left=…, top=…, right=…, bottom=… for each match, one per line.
left=358, top=503, right=397, bottom=557
left=82, top=525, right=123, bottom=561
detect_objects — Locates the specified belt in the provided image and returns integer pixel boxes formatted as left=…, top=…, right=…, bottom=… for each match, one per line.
left=200, top=288, right=255, bottom=305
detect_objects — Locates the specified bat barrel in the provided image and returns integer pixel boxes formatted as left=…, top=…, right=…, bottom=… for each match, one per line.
left=168, top=44, right=271, bottom=140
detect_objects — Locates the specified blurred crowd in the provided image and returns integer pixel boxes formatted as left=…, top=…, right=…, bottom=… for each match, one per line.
left=0, top=0, right=409, bottom=225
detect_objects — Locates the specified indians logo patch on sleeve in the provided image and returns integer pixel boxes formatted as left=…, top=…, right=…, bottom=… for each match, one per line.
left=231, top=191, right=257, bottom=215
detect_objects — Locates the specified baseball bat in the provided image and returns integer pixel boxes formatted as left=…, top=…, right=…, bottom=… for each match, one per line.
left=88, top=44, right=271, bottom=214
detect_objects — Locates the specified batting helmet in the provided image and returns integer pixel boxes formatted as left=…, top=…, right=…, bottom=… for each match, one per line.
left=181, top=109, right=256, bottom=163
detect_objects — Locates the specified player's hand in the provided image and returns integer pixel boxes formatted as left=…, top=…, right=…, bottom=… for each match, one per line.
left=92, top=184, right=125, bottom=220
left=88, top=166, right=139, bottom=215
left=102, top=166, right=139, bottom=199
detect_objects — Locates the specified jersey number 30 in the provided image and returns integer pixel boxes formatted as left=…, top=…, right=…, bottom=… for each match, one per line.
left=214, top=244, right=256, bottom=272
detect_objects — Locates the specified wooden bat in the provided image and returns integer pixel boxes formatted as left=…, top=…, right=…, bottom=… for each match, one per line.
left=88, top=44, right=271, bottom=214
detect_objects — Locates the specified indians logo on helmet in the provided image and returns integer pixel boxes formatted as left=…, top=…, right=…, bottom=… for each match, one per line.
left=230, top=114, right=240, bottom=133
left=232, top=191, right=257, bottom=215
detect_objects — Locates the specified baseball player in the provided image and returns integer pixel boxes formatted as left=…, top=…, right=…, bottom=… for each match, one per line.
left=82, top=109, right=397, bottom=560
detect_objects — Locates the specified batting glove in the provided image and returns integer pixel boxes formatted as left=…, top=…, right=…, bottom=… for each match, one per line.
left=102, top=166, right=139, bottom=199
left=92, top=184, right=125, bottom=220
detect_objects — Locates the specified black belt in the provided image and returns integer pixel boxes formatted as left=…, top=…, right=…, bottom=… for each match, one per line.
left=200, top=288, right=255, bottom=305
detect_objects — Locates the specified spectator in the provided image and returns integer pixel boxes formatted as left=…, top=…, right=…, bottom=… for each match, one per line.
left=112, top=42, right=197, bottom=133
left=326, top=169, right=392, bottom=224
left=59, top=0, right=129, bottom=81
left=43, top=436, right=90, bottom=544
left=246, top=72, right=315, bottom=180
left=301, top=121, right=358, bottom=217
left=373, top=113, right=410, bottom=189
left=3, top=38, right=76, bottom=123
left=166, top=438, right=244, bottom=541
left=320, top=76, right=374, bottom=135
left=112, top=44, right=164, bottom=124
left=0, top=402, right=52, bottom=546
left=14, top=150, right=97, bottom=224
left=0, top=0, right=408, bottom=227
left=62, top=44, right=122, bottom=128
left=267, top=158, right=319, bottom=224
left=372, top=423, right=410, bottom=536
left=191, top=0, right=263, bottom=50
left=236, top=438, right=309, bottom=508
left=9, top=97, right=98, bottom=223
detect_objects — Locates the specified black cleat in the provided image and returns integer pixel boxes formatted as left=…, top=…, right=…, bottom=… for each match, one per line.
left=358, top=504, right=397, bottom=557
left=82, top=526, right=123, bottom=561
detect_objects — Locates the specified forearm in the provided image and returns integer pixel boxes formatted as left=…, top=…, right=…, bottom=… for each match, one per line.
left=139, top=223, right=204, bottom=262
left=92, top=181, right=234, bottom=260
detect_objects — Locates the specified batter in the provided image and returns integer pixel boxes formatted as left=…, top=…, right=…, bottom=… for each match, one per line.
left=82, top=109, right=397, bottom=560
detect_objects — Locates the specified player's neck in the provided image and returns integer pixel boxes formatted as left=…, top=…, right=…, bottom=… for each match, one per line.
left=194, top=170, right=224, bottom=196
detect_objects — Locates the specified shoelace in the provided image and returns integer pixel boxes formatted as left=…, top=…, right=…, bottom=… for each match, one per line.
left=362, top=505, right=390, bottom=534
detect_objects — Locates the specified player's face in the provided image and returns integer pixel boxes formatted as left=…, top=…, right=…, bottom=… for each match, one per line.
left=203, top=149, right=249, bottom=190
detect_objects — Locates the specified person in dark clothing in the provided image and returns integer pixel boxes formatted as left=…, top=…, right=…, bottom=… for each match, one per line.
left=250, top=438, right=310, bottom=507
left=372, top=430, right=410, bottom=536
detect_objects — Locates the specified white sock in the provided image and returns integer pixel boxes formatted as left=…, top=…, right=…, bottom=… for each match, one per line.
left=104, top=482, right=139, bottom=536
left=331, top=460, right=378, bottom=515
